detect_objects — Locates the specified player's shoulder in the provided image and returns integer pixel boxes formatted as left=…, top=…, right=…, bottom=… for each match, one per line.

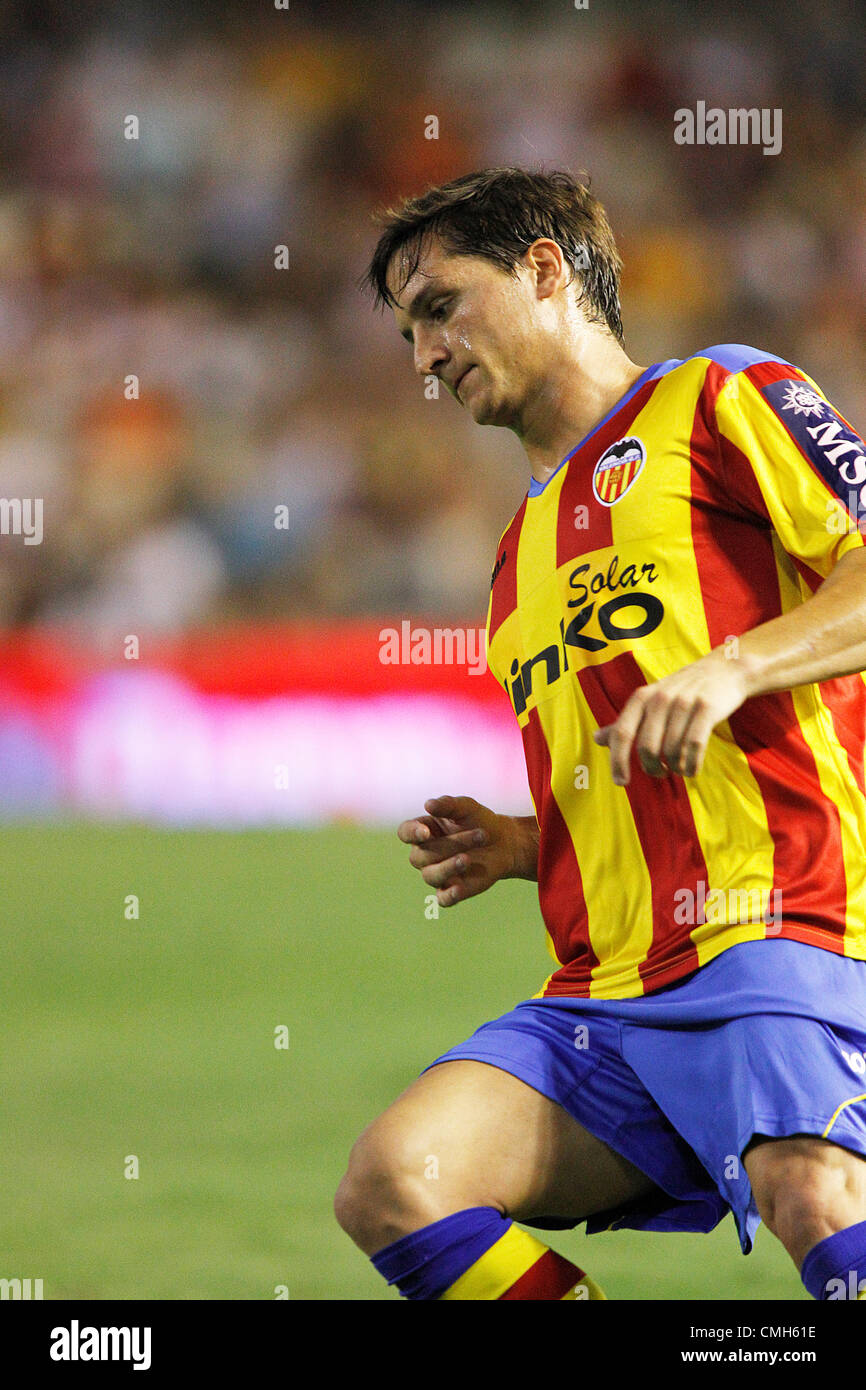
left=658, top=345, right=810, bottom=420
left=681, top=343, right=795, bottom=377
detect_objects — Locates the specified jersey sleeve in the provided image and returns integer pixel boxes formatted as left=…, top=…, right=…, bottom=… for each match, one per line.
left=712, top=362, right=866, bottom=580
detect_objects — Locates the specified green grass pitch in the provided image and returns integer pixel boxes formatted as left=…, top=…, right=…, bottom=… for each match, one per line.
left=0, top=823, right=808, bottom=1300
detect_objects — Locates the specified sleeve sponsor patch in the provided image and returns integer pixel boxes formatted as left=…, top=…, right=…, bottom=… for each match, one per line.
left=759, top=377, right=866, bottom=524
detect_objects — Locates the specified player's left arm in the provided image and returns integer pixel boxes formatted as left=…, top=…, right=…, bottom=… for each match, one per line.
left=595, top=363, right=866, bottom=786
left=594, top=546, right=866, bottom=785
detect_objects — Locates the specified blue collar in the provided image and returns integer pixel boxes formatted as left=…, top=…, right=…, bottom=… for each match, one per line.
left=527, top=358, right=682, bottom=497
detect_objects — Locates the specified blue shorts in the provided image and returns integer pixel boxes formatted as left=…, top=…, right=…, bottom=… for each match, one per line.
left=422, top=939, right=866, bottom=1252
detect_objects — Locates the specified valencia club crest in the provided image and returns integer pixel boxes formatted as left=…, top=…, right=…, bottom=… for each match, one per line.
left=592, top=436, right=646, bottom=507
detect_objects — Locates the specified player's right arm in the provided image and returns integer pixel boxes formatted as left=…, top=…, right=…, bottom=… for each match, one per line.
left=397, top=794, right=539, bottom=907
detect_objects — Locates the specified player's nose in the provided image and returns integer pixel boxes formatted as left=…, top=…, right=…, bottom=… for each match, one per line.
left=414, top=332, right=449, bottom=379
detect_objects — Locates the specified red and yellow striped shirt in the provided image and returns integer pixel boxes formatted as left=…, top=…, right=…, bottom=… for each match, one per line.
left=486, top=344, right=866, bottom=999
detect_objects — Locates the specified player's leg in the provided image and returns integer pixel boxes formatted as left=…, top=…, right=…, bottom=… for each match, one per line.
left=744, top=1135, right=866, bottom=1299
left=334, top=1058, right=659, bottom=1300
left=336, top=1058, right=656, bottom=1250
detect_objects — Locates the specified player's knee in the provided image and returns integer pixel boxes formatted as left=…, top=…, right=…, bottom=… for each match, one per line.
left=748, top=1138, right=866, bottom=1261
left=334, top=1119, right=449, bottom=1254
left=333, top=1127, right=392, bottom=1246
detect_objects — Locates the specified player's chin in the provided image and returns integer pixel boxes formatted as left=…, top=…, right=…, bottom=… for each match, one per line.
left=466, top=386, right=503, bottom=424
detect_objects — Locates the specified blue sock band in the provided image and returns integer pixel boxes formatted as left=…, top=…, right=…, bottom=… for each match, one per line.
left=370, top=1207, right=511, bottom=1300
left=800, top=1218, right=866, bottom=1300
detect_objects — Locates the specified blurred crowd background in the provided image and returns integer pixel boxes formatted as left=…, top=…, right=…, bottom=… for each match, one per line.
left=1, top=0, right=866, bottom=645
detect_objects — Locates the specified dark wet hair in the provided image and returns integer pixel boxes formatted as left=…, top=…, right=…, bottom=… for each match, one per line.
left=360, top=166, right=624, bottom=343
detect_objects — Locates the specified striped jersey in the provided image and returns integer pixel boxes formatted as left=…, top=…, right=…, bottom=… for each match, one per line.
left=485, top=344, right=866, bottom=999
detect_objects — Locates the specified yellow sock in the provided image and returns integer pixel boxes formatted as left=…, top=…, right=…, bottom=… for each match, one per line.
left=439, top=1224, right=606, bottom=1301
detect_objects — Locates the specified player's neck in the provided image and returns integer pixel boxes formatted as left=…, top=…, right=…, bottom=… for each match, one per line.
left=519, top=338, right=647, bottom=489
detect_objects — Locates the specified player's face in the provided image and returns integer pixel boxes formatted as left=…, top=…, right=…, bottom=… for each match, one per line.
left=389, top=240, right=546, bottom=428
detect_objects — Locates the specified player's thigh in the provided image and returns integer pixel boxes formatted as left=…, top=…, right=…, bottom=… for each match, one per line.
left=744, top=1133, right=866, bottom=1224
left=351, top=1057, right=658, bottom=1223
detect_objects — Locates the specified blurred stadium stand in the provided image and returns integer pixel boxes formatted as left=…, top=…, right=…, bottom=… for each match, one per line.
left=1, top=0, right=865, bottom=819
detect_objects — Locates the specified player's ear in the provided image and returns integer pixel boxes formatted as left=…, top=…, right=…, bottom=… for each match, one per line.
left=523, top=239, right=565, bottom=301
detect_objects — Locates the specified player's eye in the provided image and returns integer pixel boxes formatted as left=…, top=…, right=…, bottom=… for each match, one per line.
left=429, top=299, right=451, bottom=322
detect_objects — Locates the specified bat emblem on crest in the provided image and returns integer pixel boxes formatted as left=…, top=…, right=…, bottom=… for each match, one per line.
left=592, top=435, right=646, bottom=507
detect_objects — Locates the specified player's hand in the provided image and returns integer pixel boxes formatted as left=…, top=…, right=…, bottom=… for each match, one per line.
left=397, top=795, right=523, bottom=908
left=593, top=648, right=751, bottom=786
